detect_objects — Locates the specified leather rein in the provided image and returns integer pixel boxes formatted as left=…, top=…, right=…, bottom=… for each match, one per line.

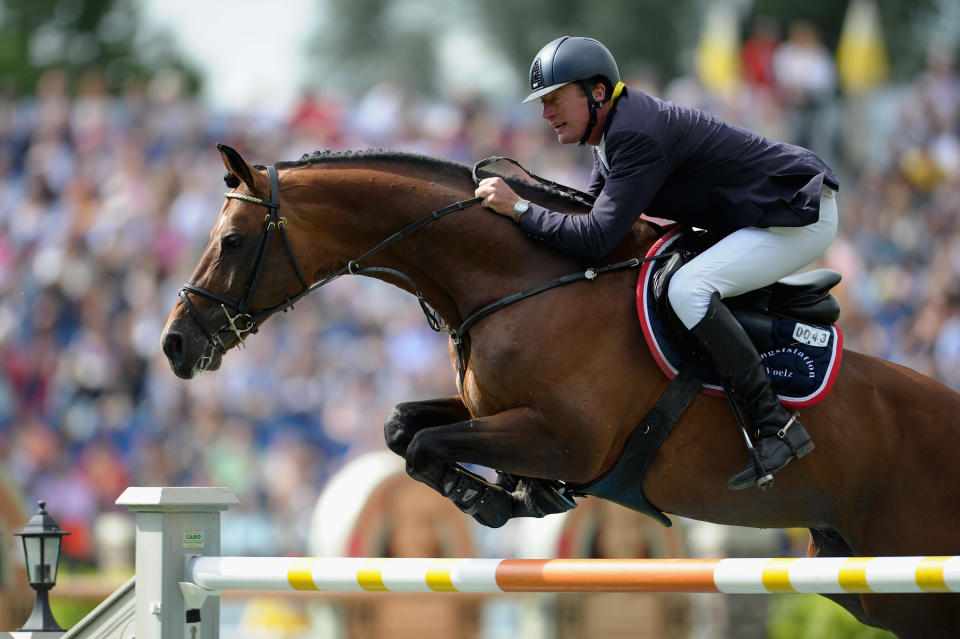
left=178, top=160, right=672, bottom=382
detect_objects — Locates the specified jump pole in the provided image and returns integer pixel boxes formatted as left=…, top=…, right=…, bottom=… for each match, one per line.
left=116, top=487, right=960, bottom=639
left=188, top=555, right=960, bottom=595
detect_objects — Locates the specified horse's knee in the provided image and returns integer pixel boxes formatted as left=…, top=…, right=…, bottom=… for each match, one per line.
left=384, top=399, right=465, bottom=456
left=383, top=403, right=415, bottom=456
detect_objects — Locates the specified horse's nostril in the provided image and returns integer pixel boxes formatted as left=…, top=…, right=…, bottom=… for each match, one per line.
left=162, top=332, right=183, bottom=363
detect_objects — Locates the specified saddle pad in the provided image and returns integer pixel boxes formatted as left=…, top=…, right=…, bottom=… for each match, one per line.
left=636, top=227, right=843, bottom=407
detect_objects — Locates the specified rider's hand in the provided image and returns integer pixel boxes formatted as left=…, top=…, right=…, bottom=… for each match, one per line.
left=475, top=177, right=521, bottom=217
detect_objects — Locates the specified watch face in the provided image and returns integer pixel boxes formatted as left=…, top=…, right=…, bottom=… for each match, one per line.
left=515, top=200, right=529, bottom=214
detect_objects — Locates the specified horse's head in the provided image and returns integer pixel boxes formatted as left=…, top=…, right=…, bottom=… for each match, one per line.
left=161, top=144, right=311, bottom=379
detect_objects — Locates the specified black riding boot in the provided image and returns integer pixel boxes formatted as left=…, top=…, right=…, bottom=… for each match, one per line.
left=689, top=295, right=814, bottom=490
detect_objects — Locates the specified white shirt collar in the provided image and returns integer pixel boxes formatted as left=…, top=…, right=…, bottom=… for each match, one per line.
left=597, top=134, right=609, bottom=170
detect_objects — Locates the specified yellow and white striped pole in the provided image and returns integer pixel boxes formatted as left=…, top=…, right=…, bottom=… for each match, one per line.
left=188, top=555, right=960, bottom=595
left=116, top=487, right=960, bottom=639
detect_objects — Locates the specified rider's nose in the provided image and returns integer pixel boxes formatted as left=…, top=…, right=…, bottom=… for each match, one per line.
left=162, top=331, right=184, bottom=367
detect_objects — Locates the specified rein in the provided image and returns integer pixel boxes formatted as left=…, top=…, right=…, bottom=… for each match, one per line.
left=178, top=160, right=676, bottom=382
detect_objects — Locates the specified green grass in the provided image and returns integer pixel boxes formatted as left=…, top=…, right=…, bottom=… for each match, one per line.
left=50, top=597, right=100, bottom=629
left=769, top=595, right=897, bottom=639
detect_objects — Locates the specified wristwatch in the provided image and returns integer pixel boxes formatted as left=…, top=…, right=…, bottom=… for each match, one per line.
left=513, top=199, right=530, bottom=224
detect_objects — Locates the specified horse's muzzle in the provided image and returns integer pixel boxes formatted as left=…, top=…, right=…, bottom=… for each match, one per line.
left=161, top=324, right=222, bottom=379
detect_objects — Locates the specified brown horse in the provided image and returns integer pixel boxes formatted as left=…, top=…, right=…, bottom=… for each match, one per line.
left=161, top=145, right=960, bottom=638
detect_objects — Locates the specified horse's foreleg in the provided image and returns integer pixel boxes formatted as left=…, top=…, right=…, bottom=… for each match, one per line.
left=383, top=397, right=471, bottom=457
left=403, top=407, right=578, bottom=528
left=384, top=399, right=573, bottom=525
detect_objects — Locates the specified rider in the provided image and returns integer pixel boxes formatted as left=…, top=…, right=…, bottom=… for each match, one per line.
left=474, top=36, right=839, bottom=491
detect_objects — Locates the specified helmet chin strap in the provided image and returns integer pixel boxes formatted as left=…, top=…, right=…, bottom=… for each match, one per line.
left=578, top=80, right=603, bottom=146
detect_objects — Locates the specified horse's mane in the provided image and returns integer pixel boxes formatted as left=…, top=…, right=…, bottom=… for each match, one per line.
left=244, top=149, right=591, bottom=212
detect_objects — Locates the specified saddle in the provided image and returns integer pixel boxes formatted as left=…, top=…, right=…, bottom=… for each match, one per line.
left=640, top=226, right=843, bottom=406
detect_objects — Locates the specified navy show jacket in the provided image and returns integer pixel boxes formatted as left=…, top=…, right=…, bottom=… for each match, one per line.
left=518, top=86, right=839, bottom=262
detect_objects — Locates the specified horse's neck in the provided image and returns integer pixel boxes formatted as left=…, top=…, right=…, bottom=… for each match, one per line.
left=296, top=162, right=658, bottom=327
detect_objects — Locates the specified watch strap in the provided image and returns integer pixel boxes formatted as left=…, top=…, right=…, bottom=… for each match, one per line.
left=513, top=200, right=529, bottom=224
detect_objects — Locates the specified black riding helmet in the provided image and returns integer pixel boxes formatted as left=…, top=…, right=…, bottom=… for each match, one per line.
left=523, top=36, right=621, bottom=145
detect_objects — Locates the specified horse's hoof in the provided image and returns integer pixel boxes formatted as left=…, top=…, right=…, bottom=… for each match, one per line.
left=441, top=469, right=482, bottom=505
left=440, top=467, right=512, bottom=527
left=471, top=497, right=511, bottom=528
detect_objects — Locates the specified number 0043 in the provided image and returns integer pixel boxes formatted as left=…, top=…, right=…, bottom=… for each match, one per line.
left=793, top=323, right=830, bottom=347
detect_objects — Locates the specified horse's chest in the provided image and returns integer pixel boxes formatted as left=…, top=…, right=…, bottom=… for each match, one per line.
left=455, top=343, right=532, bottom=415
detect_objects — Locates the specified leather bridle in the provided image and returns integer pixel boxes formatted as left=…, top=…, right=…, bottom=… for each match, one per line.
left=177, top=160, right=664, bottom=382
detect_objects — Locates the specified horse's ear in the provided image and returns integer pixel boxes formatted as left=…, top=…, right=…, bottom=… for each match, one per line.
left=217, top=143, right=257, bottom=190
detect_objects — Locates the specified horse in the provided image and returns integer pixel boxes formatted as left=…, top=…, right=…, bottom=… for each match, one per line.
left=160, top=144, right=960, bottom=638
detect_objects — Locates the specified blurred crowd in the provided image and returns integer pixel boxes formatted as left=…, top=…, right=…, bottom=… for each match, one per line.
left=0, top=17, right=959, bottom=569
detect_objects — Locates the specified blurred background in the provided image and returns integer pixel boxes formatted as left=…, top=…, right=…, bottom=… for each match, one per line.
left=0, top=0, right=958, bottom=637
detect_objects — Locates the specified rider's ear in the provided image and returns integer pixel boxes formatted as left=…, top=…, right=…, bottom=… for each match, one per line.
left=217, top=144, right=263, bottom=195
left=592, top=82, right=607, bottom=104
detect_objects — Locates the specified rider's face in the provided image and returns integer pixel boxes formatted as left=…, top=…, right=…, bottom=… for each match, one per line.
left=540, top=83, right=589, bottom=145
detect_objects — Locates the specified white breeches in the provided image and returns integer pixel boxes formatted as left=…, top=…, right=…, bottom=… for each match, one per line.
left=667, top=187, right=839, bottom=329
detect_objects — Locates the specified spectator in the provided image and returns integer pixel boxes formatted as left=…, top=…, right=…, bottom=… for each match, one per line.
left=772, top=20, right=837, bottom=150
left=741, top=15, right=780, bottom=92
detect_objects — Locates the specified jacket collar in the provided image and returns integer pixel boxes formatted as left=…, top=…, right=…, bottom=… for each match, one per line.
left=597, top=82, right=627, bottom=168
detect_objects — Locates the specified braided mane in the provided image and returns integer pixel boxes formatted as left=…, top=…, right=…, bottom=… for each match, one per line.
left=285, top=148, right=465, bottom=172
left=253, top=149, right=592, bottom=211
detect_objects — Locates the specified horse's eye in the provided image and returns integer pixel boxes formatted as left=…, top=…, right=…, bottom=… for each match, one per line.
left=222, top=234, right=244, bottom=249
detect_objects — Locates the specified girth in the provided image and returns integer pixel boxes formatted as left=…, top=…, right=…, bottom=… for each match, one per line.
left=570, top=369, right=703, bottom=527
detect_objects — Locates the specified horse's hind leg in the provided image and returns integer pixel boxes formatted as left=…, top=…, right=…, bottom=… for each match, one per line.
left=810, top=529, right=960, bottom=636
left=806, top=528, right=880, bottom=629
left=861, top=594, right=959, bottom=638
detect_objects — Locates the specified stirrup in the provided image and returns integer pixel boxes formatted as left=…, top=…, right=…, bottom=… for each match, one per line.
left=756, top=470, right=774, bottom=490
left=745, top=448, right=774, bottom=491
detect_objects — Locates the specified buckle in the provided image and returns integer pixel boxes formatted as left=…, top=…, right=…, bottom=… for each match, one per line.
left=777, top=411, right=800, bottom=439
